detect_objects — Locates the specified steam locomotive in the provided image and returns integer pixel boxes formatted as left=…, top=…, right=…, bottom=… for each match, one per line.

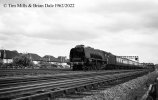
left=69, top=45, right=146, bottom=71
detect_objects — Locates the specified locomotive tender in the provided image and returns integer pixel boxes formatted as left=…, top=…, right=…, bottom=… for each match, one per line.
left=69, top=45, right=143, bottom=71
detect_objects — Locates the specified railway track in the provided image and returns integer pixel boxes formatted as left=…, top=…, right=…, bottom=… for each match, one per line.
left=0, top=70, right=134, bottom=88
left=0, top=68, right=71, bottom=77
left=0, top=69, right=149, bottom=100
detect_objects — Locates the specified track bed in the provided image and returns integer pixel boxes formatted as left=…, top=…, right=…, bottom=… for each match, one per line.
left=0, top=69, right=149, bottom=100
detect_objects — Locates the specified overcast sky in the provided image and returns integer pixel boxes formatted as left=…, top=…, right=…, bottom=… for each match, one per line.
left=0, top=0, right=158, bottom=64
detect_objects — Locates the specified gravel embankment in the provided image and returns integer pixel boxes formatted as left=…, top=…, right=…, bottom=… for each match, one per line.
left=56, top=71, right=158, bottom=100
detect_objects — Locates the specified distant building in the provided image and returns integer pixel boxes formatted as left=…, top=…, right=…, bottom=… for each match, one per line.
left=57, top=56, right=67, bottom=63
left=0, top=50, right=19, bottom=63
left=25, top=53, right=43, bottom=64
left=43, top=55, right=60, bottom=64
left=43, top=55, right=70, bottom=68
left=57, top=56, right=70, bottom=68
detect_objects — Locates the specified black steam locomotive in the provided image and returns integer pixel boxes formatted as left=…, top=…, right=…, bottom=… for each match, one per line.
left=69, top=45, right=145, bottom=71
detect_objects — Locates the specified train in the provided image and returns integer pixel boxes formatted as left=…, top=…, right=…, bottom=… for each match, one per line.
left=69, top=45, right=155, bottom=71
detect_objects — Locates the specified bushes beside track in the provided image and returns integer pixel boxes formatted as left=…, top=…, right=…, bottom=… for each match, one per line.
left=0, top=60, right=70, bottom=69
left=0, top=55, right=34, bottom=69
left=0, top=54, right=70, bottom=69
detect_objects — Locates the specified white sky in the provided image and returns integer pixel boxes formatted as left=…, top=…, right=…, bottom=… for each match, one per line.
left=0, top=0, right=158, bottom=64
